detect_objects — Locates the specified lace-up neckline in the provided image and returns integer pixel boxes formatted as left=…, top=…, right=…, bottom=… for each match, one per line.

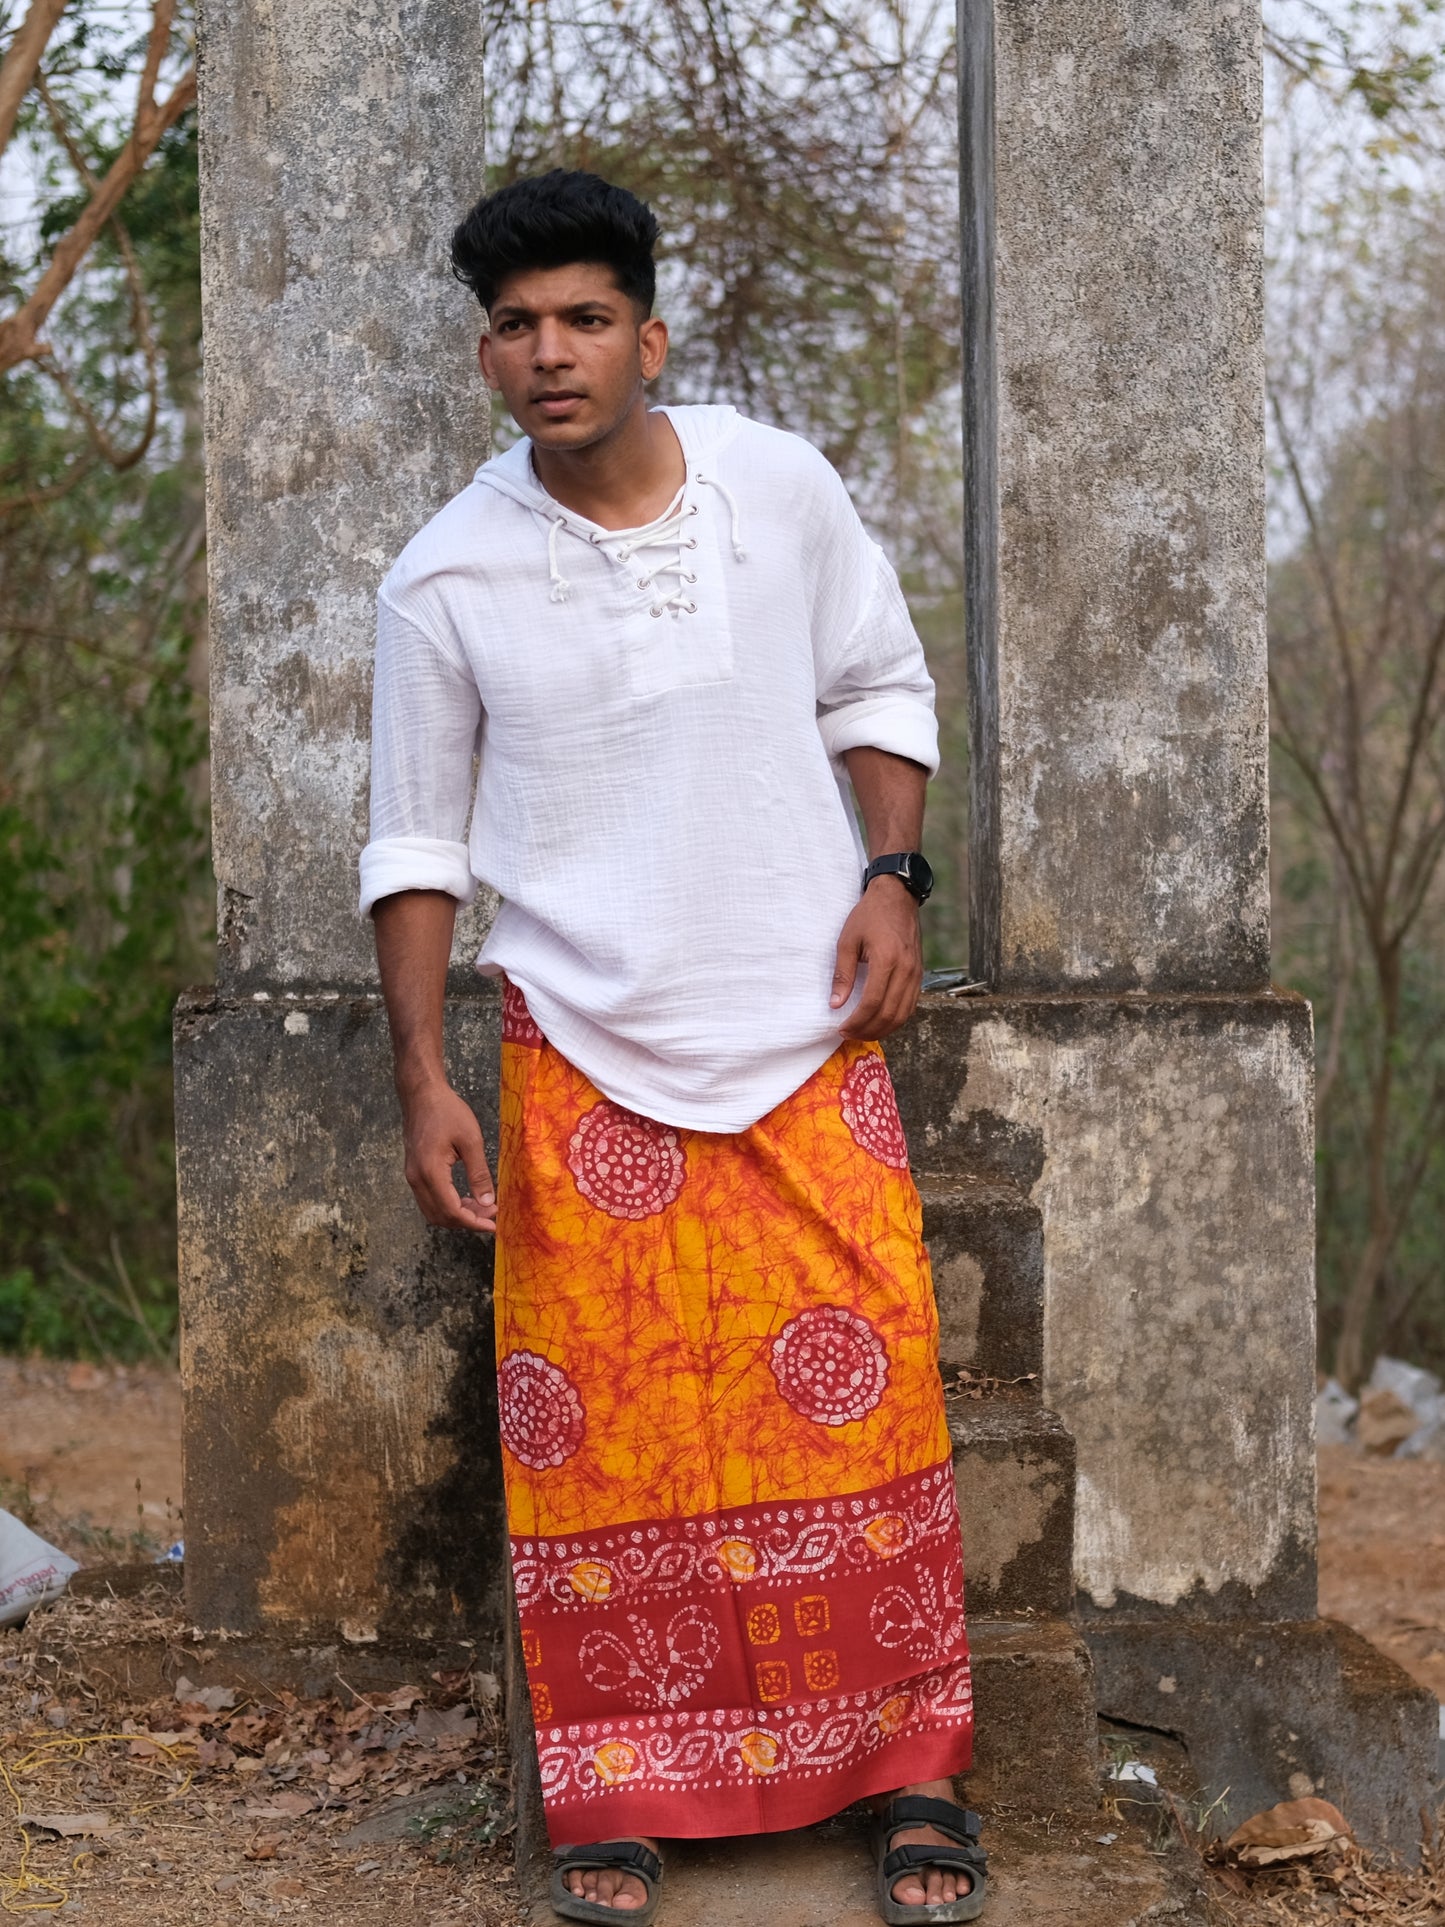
left=595, top=487, right=697, bottom=618
left=542, top=471, right=745, bottom=615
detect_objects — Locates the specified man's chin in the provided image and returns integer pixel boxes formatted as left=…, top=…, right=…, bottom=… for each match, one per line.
left=526, top=416, right=608, bottom=452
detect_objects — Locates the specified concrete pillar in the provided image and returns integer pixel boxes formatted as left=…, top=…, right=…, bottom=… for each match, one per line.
left=962, top=0, right=1270, bottom=994
left=953, top=0, right=1436, bottom=1840
left=179, top=0, right=497, bottom=1643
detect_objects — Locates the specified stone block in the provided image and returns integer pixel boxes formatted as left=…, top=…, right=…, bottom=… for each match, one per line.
left=960, top=0, right=1269, bottom=992
left=197, top=0, right=493, bottom=992
left=175, top=987, right=504, bottom=1642
left=920, top=1175, right=1044, bottom=1382
left=888, top=992, right=1317, bottom=1621
left=951, top=1400, right=1074, bottom=1618
left=1089, top=1616, right=1440, bottom=1857
left=967, top=1616, right=1100, bottom=1816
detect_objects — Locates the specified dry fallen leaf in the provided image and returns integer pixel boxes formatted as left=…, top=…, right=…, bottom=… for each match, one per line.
left=1225, top=1798, right=1353, bottom=1867
left=173, top=1675, right=237, bottom=1713
left=414, top=1704, right=478, bottom=1742
left=246, top=1790, right=317, bottom=1818
left=18, top=1811, right=111, bottom=1837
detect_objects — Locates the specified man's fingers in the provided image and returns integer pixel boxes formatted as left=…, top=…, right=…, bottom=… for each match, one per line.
left=409, top=1146, right=494, bottom=1234
left=830, top=935, right=860, bottom=1010
left=841, top=959, right=892, bottom=1037
left=459, top=1132, right=497, bottom=1223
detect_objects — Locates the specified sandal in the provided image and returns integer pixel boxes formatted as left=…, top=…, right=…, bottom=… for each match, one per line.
left=873, top=1796, right=987, bottom=1923
left=550, top=1839, right=663, bottom=1924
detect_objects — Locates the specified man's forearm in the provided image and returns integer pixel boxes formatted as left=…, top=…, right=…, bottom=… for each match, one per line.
left=843, top=745, right=927, bottom=858
left=372, top=889, right=458, bottom=1099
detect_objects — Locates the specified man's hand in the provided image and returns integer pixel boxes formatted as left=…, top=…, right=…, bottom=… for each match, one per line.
left=400, top=1077, right=497, bottom=1235
left=830, top=877, right=923, bottom=1040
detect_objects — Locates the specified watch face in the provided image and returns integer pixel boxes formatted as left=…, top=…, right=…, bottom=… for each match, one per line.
left=907, top=853, right=934, bottom=902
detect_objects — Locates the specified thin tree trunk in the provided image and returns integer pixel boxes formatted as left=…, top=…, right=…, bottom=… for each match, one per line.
left=1334, top=944, right=1401, bottom=1388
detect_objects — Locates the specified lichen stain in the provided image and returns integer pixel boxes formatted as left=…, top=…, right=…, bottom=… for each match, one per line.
left=258, top=1319, right=459, bottom=1627
left=933, top=1250, right=986, bottom=1366
left=954, top=1009, right=1315, bottom=1611
left=956, top=1449, right=1062, bottom=1599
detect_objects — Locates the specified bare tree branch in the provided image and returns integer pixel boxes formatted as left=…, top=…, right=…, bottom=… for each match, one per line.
left=0, top=0, right=68, bottom=160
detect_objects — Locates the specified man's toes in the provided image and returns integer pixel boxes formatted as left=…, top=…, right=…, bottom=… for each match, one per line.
left=892, top=1874, right=928, bottom=1906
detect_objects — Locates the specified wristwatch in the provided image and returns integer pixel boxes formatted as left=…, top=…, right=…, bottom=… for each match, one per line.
left=862, top=851, right=934, bottom=904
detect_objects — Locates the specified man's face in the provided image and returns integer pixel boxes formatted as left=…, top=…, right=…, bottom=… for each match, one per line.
left=478, top=262, right=668, bottom=451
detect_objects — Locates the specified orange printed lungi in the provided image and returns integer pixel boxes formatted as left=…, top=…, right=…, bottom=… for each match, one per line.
left=494, top=981, right=972, bottom=1844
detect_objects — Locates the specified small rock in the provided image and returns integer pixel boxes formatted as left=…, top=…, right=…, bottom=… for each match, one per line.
left=1357, top=1388, right=1417, bottom=1455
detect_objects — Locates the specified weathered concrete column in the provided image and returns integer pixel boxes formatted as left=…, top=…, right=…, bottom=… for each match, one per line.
left=962, top=0, right=1269, bottom=995
left=179, top=0, right=499, bottom=1646
left=952, top=0, right=1436, bottom=1845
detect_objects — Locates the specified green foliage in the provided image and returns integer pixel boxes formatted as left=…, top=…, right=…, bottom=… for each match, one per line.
left=0, top=103, right=207, bottom=1360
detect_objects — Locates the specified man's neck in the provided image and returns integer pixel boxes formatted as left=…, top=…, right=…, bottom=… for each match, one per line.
left=530, top=402, right=686, bottom=532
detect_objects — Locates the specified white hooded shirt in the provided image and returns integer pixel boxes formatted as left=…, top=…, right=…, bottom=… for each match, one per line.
left=359, top=403, right=939, bottom=1132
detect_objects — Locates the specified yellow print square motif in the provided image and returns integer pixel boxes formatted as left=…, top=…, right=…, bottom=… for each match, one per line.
left=794, top=1594, right=831, bottom=1637
left=755, top=1660, right=792, bottom=1703
left=803, top=1648, right=841, bottom=1693
left=747, top=1602, right=782, bottom=1645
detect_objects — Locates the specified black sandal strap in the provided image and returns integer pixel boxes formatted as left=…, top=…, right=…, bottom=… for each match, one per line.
left=878, top=1797, right=983, bottom=1843
left=881, top=1841, right=987, bottom=1884
left=553, top=1841, right=662, bottom=1887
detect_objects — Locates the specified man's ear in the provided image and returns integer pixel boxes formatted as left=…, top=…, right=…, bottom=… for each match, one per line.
left=639, top=314, right=669, bottom=384
left=478, top=331, right=501, bottom=393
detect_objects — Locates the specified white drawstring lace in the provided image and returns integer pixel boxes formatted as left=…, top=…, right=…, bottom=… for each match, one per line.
left=543, top=471, right=745, bottom=615
left=547, top=515, right=572, bottom=604
left=697, top=470, right=747, bottom=561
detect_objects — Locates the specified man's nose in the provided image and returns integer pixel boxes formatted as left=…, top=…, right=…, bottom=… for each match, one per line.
left=532, top=321, right=573, bottom=367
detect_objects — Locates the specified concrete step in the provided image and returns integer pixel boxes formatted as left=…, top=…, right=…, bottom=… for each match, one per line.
left=524, top=1811, right=1207, bottom=1927
left=967, top=1614, right=1100, bottom=1815
left=951, top=1396, right=1075, bottom=1617
left=918, top=1173, right=1044, bottom=1384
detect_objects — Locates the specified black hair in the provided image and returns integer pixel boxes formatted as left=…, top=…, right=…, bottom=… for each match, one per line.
left=450, top=170, right=660, bottom=314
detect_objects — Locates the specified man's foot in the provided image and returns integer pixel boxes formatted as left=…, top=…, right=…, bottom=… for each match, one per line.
left=875, top=1780, right=975, bottom=1909
left=561, top=1836, right=660, bottom=1912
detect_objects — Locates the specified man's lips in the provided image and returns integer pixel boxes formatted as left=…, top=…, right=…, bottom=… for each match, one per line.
left=533, top=392, right=585, bottom=414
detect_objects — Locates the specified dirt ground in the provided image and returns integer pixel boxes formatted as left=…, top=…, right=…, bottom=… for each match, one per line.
left=2, top=1362, right=1443, bottom=1923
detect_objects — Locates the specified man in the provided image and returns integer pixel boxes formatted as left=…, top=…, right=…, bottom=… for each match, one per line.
left=360, top=170, right=984, bottom=1924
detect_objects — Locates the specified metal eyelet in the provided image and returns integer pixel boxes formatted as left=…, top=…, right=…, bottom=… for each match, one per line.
left=688, top=504, right=700, bottom=516
left=683, top=601, right=697, bottom=614
left=683, top=571, right=696, bottom=583
left=686, top=537, right=698, bottom=549
left=637, top=578, right=648, bottom=589
left=650, top=607, right=663, bottom=618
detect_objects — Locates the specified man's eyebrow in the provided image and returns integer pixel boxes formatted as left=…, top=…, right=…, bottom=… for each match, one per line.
left=490, top=297, right=621, bottom=322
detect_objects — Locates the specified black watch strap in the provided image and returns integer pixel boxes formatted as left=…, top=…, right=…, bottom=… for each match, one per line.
left=863, top=851, right=933, bottom=904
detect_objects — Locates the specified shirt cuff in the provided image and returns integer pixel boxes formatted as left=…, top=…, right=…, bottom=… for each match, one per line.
left=358, top=836, right=479, bottom=916
left=817, top=697, right=940, bottom=777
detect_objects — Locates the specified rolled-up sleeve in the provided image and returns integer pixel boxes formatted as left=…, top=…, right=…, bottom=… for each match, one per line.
left=815, top=540, right=939, bottom=776
left=358, top=592, right=483, bottom=916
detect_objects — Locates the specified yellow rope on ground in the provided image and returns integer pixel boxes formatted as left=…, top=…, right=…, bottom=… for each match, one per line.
left=0, top=1730, right=193, bottom=1915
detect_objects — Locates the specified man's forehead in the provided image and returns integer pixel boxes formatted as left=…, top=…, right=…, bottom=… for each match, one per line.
left=489, top=262, right=629, bottom=315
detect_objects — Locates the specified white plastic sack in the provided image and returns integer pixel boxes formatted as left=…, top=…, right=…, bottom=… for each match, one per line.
left=1398, top=1408, right=1445, bottom=1462
left=1315, top=1378, right=1359, bottom=1447
left=1366, top=1355, right=1443, bottom=1419
left=0, top=1508, right=78, bottom=1628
